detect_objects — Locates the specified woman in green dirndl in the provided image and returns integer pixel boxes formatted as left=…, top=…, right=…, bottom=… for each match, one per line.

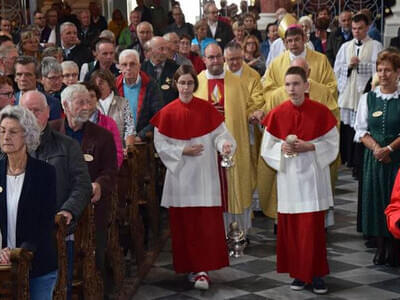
left=355, top=49, right=400, bottom=266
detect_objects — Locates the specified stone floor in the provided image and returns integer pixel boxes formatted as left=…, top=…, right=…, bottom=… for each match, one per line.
left=133, top=167, right=400, bottom=300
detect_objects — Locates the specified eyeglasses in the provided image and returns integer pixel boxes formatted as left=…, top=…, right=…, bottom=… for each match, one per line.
left=45, top=75, right=62, bottom=80
left=205, top=54, right=223, bottom=60
left=63, top=73, right=78, bottom=78
left=177, top=80, right=194, bottom=86
left=0, top=92, right=14, bottom=98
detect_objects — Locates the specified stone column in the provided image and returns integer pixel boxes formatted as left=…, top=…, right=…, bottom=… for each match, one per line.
left=384, top=1, right=400, bottom=47
left=257, top=0, right=290, bottom=31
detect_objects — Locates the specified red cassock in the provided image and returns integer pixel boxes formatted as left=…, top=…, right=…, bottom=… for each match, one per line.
left=262, top=98, right=337, bottom=283
left=151, top=97, right=229, bottom=273
left=385, top=170, right=400, bottom=239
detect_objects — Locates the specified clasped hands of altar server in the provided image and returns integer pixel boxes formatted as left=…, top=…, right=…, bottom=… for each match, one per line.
left=183, top=142, right=232, bottom=156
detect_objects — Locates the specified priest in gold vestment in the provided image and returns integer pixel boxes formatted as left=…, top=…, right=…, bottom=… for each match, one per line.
left=223, top=41, right=265, bottom=185
left=194, top=43, right=255, bottom=234
left=262, top=26, right=337, bottom=100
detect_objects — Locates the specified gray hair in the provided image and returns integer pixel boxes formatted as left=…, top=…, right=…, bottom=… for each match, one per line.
left=0, top=45, right=17, bottom=59
left=61, top=60, right=78, bottom=72
left=137, top=21, right=153, bottom=33
left=99, top=29, right=115, bottom=43
left=42, top=46, right=63, bottom=59
left=61, top=84, right=89, bottom=108
left=60, top=22, right=77, bottom=34
left=0, top=105, right=40, bottom=152
left=41, top=57, right=62, bottom=77
left=119, top=49, right=140, bottom=63
left=163, top=32, right=178, bottom=41
left=224, top=41, right=243, bottom=55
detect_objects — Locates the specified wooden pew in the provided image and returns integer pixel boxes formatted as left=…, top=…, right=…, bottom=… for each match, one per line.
left=0, top=248, right=33, bottom=300
left=106, top=189, right=125, bottom=289
left=53, top=214, right=68, bottom=300
left=71, top=205, right=103, bottom=300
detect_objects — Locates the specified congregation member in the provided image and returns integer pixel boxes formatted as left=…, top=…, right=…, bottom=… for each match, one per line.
left=355, top=50, right=400, bottom=266
left=191, top=19, right=216, bottom=56
left=80, top=38, right=119, bottom=82
left=89, top=1, right=107, bottom=32
left=0, top=45, right=18, bottom=89
left=50, top=83, right=118, bottom=294
left=33, top=10, right=51, bottom=45
left=118, top=9, right=142, bottom=49
left=204, top=2, right=234, bottom=49
left=116, top=49, right=162, bottom=141
left=151, top=64, right=234, bottom=290
left=163, top=32, right=192, bottom=66
left=0, top=105, right=58, bottom=300
left=42, top=46, right=64, bottom=63
left=40, top=57, right=63, bottom=101
left=261, top=66, right=339, bottom=295
left=83, top=81, right=123, bottom=168
left=326, top=10, right=353, bottom=66
left=263, top=25, right=337, bottom=100
left=260, top=22, right=279, bottom=60
left=0, top=76, right=15, bottom=109
left=194, top=43, right=254, bottom=237
left=90, top=69, right=136, bottom=147
left=243, top=35, right=266, bottom=76
left=243, top=13, right=262, bottom=42
left=17, top=30, right=41, bottom=61
left=230, top=21, right=246, bottom=46
left=334, top=13, right=382, bottom=170
left=60, top=22, right=92, bottom=69
left=165, top=5, right=194, bottom=39
left=14, top=56, right=61, bottom=120
left=19, top=89, right=92, bottom=299
left=77, top=9, right=99, bottom=51
left=141, top=36, right=179, bottom=105
left=179, top=34, right=206, bottom=74
left=61, top=60, right=79, bottom=86
left=131, top=21, right=154, bottom=62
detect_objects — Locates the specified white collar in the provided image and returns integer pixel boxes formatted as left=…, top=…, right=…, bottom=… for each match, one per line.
left=124, top=74, right=141, bottom=87
left=289, top=48, right=307, bottom=61
left=375, top=86, right=400, bottom=99
left=232, top=66, right=243, bottom=77
left=353, top=36, right=370, bottom=45
left=205, top=69, right=225, bottom=79
left=100, top=91, right=114, bottom=102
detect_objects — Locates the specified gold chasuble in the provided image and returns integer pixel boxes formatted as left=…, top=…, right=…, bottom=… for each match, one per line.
left=258, top=79, right=341, bottom=218
left=194, top=70, right=254, bottom=214
left=235, top=63, right=265, bottom=187
left=262, top=49, right=338, bottom=101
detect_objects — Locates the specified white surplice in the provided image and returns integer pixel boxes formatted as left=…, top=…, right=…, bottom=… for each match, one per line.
left=261, top=127, right=339, bottom=213
left=154, top=124, right=236, bottom=208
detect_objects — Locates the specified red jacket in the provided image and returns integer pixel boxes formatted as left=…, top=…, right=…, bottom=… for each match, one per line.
left=115, top=70, right=150, bottom=121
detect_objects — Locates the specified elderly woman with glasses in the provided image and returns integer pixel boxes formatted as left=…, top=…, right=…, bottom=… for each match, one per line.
left=0, top=105, right=57, bottom=300
left=61, top=60, right=79, bottom=86
left=151, top=65, right=235, bottom=290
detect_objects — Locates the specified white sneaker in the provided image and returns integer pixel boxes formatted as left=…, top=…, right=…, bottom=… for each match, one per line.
left=194, top=271, right=210, bottom=290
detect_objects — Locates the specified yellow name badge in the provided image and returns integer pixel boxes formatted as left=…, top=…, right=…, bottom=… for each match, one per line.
left=161, top=84, right=170, bottom=90
left=372, top=111, right=383, bottom=117
left=84, top=154, right=94, bottom=162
